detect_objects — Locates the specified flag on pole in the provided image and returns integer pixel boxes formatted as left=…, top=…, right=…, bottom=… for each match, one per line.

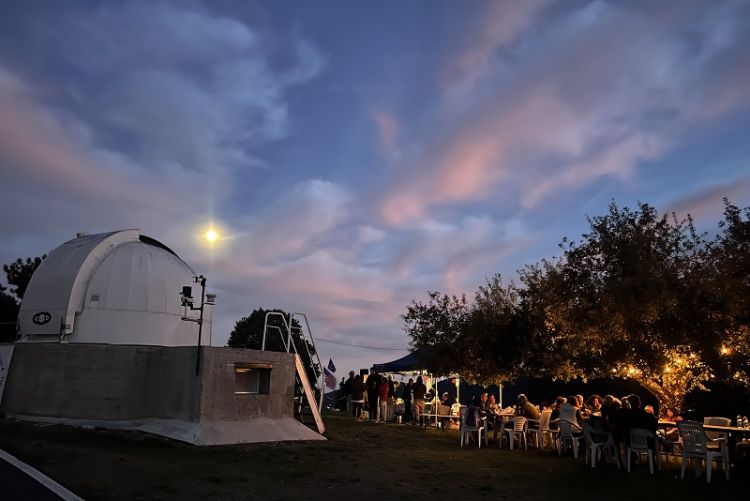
left=324, top=367, right=337, bottom=390
left=327, top=358, right=336, bottom=373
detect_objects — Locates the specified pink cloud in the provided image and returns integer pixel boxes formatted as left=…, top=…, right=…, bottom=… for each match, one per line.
left=379, top=86, right=587, bottom=226
left=378, top=1, right=750, bottom=227
left=667, top=177, right=750, bottom=223
left=522, top=132, right=668, bottom=210
left=442, top=0, right=554, bottom=91
left=371, top=111, right=399, bottom=156
left=0, top=67, right=179, bottom=213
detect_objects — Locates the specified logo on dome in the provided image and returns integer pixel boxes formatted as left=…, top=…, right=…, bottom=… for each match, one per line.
left=32, top=312, right=51, bottom=325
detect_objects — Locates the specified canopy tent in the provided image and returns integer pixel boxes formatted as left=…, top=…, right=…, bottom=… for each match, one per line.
left=372, top=347, right=447, bottom=425
left=372, top=346, right=437, bottom=373
left=372, top=347, right=503, bottom=412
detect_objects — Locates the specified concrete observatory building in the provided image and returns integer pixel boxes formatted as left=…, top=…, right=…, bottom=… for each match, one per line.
left=1, top=230, right=324, bottom=445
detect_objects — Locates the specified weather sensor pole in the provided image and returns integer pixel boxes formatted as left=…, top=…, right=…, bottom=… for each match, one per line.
left=180, top=275, right=215, bottom=375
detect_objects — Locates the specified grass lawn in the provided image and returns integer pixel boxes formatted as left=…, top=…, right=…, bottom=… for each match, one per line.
left=0, top=413, right=745, bottom=500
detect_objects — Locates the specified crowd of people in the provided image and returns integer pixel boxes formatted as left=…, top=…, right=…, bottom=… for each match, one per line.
left=339, top=370, right=679, bottom=451
left=339, top=370, right=432, bottom=424
left=467, top=391, right=678, bottom=451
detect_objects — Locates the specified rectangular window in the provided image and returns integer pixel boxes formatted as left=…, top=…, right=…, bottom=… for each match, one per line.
left=234, top=363, right=272, bottom=395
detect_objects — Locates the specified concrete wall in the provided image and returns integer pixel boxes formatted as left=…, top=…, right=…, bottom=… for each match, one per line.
left=199, top=348, right=296, bottom=421
left=0, top=343, right=201, bottom=421
left=0, top=344, right=297, bottom=423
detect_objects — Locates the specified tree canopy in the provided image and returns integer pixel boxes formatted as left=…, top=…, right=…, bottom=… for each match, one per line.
left=403, top=201, right=750, bottom=411
left=0, top=255, right=46, bottom=342
left=3, top=256, right=45, bottom=300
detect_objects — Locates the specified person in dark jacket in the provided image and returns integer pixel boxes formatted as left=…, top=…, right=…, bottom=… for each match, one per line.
left=366, top=369, right=382, bottom=421
left=516, top=394, right=541, bottom=420
left=402, top=378, right=414, bottom=423
left=351, top=375, right=366, bottom=420
left=343, top=371, right=355, bottom=416
left=623, top=394, right=657, bottom=433
left=413, top=376, right=427, bottom=426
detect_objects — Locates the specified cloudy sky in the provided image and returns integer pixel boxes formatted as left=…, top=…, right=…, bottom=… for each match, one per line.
left=1, top=0, right=749, bottom=374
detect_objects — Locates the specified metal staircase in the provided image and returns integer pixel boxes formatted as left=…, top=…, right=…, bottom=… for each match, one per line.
left=262, top=312, right=325, bottom=435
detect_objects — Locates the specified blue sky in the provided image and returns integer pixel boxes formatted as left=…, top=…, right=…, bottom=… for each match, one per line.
left=1, top=0, right=749, bottom=374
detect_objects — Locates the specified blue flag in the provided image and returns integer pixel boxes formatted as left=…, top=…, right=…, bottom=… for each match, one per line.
left=327, top=358, right=336, bottom=373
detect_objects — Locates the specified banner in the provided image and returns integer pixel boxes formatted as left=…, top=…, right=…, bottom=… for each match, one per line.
left=324, top=367, right=337, bottom=391
left=0, top=344, right=14, bottom=405
left=327, top=358, right=336, bottom=373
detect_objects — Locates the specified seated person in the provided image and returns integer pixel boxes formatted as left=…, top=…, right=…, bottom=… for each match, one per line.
left=661, top=406, right=682, bottom=423
left=439, top=392, right=454, bottom=408
left=623, top=394, right=657, bottom=432
left=549, top=396, right=566, bottom=430
left=487, top=394, right=501, bottom=416
left=558, top=395, right=584, bottom=428
left=622, top=394, right=658, bottom=449
left=486, top=394, right=504, bottom=439
left=516, top=394, right=542, bottom=421
left=588, top=413, right=611, bottom=444
left=466, top=396, right=483, bottom=427
left=586, top=394, right=603, bottom=414
left=658, top=407, right=682, bottom=446
left=479, top=392, right=490, bottom=417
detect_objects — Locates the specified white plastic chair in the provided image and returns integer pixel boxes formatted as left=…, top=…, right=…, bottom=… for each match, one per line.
left=459, top=407, right=488, bottom=448
left=505, top=416, right=528, bottom=450
left=557, top=419, right=584, bottom=457
left=677, top=420, right=729, bottom=483
left=583, top=422, right=620, bottom=468
left=527, top=409, right=552, bottom=449
left=627, top=428, right=658, bottom=474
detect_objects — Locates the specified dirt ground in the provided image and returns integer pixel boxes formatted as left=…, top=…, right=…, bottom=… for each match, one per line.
left=0, top=413, right=746, bottom=500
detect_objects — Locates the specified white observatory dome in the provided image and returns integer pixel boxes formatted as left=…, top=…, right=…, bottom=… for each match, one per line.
left=17, top=229, right=211, bottom=346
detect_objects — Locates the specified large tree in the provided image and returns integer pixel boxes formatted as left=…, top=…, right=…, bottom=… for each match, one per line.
left=706, top=200, right=750, bottom=385
left=519, top=203, right=713, bottom=410
left=403, top=276, right=529, bottom=385
left=402, top=201, right=750, bottom=412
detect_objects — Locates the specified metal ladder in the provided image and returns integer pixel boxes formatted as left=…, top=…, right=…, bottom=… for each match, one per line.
left=262, top=312, right=325, bottom=434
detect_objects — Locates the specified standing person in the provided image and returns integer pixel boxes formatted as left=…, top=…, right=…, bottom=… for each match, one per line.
left=377, top=377, right=389, bottom=423
left=402, top=378, right=414, bottom=423
left=351, top=375, right=366, bottom=421
left=413, top=375, right=427, bottom=426
left=366, top=369, right=381, bottom=421
left=338, top=377, right=347, bottom=412
left=387, top=375, right=395, bottom=420
left=344, top=371, right=355, bottom=416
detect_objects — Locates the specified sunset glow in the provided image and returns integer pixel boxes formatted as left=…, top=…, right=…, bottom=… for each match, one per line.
left=1, top=1, right=749, bottom=374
